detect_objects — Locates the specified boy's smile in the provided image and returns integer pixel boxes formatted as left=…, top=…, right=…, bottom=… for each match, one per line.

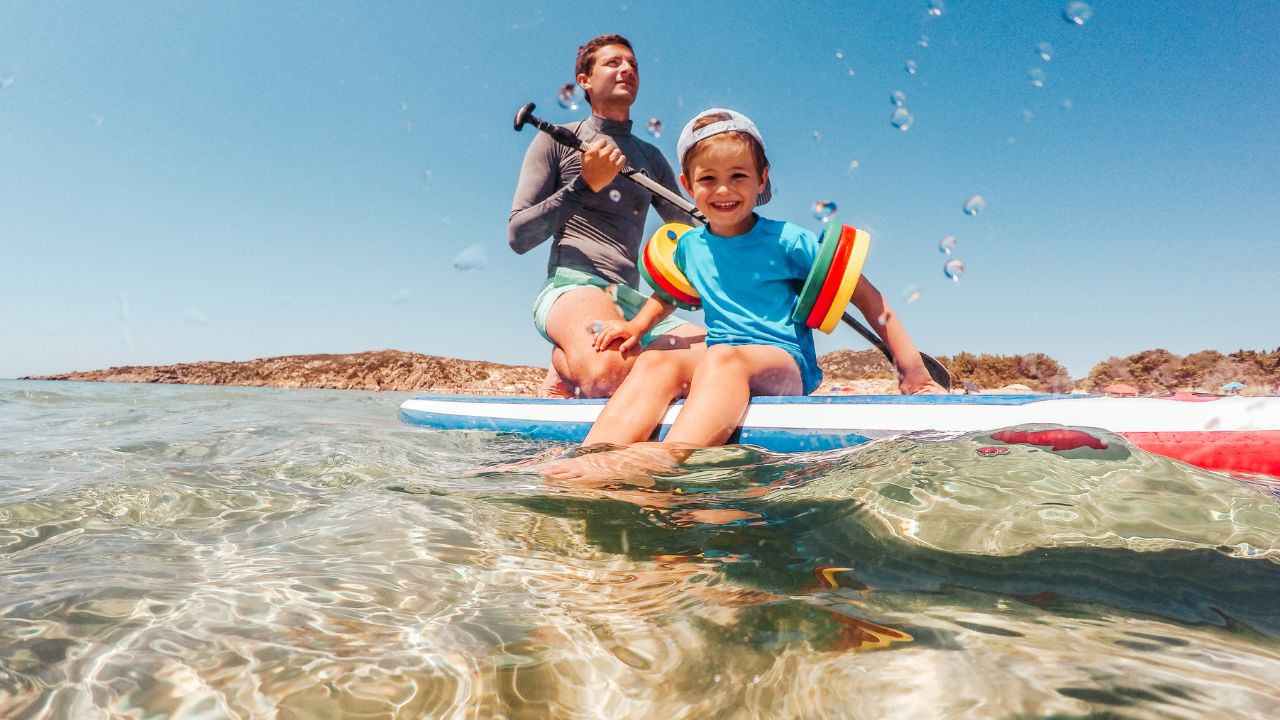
left=681, top=138, right=769, bottom=237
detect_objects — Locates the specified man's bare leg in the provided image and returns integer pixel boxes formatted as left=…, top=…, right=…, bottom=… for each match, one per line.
left=538, top=350, right=576, bottom=399
left=544, top=287, right=707, bottom=399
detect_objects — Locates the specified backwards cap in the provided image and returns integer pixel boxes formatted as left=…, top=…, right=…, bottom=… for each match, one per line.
left=675, top=108, right=773, bottom=206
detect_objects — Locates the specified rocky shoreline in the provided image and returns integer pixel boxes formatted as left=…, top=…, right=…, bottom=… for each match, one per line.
left=24, top=349, right=898, bottom=396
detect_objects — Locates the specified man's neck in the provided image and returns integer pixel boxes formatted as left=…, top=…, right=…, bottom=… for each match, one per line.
left=591, top=100, right=631, bottom=123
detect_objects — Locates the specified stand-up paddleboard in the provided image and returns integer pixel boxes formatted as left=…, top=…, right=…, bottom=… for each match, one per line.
left=399, top=393, right=1280, bottom=476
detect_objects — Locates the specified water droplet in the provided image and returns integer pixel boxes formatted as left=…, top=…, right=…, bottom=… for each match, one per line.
left=1028, top=68, right=1045, bottom=88
left=847, top=67, right=856, bottom=77
left=902, top=284, right=921, bottom=304
left=927, top=0, right=945, bottom=17
left=90, top=113, right=105, bottom=127
left=812, top=200, right=838, bottom=221
left=939, top=235, right=956, bottom=254
left=919, top=35, right=930, bottom=48
left=877, top=311, right=890, bottom=326
left=608, top=189, right=621, bottom=202
left=813, top=131, right=822, bottom=141
left=891, top=90, right=906, bottom=106
left=400, top=101, right=409, bottom=111
left=835, top=49, right=844, bottom=60
left=963, top=195, right=986, bottom=216
left=452, top=244, right=488, bottom=271
left=944, top=258, right=965, bottom=282
left=1060, top=98, right=1074, bottom=110
left=1022, top=108, right=1035, bottom=123
left=1036, top=41, right=1054, bottom=61
left=713, top=674, right=722, bottom=683
left=1062, top=1, right=1092, bottom=25
left=646, top=117, right=663, bottom=138
left=557, top=83, right=580, bottom=110
left=905, top=59, right=918, bottom=75
left=891, top=108, right=914, bottom=131
left=0, top=75, right=14, bottom=89
left=847, top=160, right=860, bottom=174
left=587, top=320, right=604, bottom=335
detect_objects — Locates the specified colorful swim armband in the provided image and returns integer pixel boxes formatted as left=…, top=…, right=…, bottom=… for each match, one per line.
left=791, top=221, right=871, bottom=334
left=638, top=223, right=701, bottom=310
left=638, top=220, right=870, bottom=333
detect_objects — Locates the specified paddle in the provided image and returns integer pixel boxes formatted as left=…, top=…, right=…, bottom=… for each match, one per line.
left=513, top=102, right=952, bottom=391
left=514, top=103, right=708, bottom=224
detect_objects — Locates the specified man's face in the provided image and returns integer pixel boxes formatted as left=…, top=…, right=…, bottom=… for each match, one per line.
left=577, top=44, right=639, bottom=107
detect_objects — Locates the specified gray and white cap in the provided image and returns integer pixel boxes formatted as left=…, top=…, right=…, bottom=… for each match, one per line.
left=675, top=108, right=773, bottom=206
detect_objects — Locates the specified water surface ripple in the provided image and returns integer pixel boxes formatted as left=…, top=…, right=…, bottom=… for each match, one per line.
left=2, top=381, right=1278, bottom=718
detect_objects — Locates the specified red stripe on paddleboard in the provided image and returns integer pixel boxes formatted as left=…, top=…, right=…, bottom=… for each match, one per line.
left=1121, top=430, right=1280, bottom=477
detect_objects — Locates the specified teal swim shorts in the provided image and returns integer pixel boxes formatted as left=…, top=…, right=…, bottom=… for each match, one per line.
left=532, top=267, right=691, bottom=347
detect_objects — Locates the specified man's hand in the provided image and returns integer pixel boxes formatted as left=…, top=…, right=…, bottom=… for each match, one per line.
left=580, top=138, right=626, bottom=192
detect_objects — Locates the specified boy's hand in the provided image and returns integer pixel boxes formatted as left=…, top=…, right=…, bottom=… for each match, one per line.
left=580, top=138, right=626, bottom=192
left=900, top=374, right=949, bottom=395
left=593, top=318, right=640, bottom=353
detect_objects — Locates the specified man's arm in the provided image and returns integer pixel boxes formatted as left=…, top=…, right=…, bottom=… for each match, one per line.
left=508, top=133, right=590, bottom=254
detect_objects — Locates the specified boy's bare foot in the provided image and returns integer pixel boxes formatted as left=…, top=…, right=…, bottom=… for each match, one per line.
left=537, top=443, right=683, bottom=484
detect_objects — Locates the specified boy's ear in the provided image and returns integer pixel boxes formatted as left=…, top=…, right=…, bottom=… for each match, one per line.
left=679, top=173, right=691, bottom=193
left=759, top=166, right=770, bottom=193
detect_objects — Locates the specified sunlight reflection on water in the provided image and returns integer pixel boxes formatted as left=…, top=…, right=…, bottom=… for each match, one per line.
left=2, top=381, right=1279, bottom=718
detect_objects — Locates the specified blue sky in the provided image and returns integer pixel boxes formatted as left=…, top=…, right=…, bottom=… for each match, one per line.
left=3, top=1, right=1277, bottom=380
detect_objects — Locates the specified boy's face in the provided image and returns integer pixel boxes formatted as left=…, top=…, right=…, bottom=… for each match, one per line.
left=680, top=138, right=769, bottom=237
left=577, top=44, right=639, bottom=108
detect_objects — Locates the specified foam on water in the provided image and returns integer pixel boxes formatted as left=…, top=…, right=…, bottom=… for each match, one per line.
left=2, top=380, right=1278, bottom=718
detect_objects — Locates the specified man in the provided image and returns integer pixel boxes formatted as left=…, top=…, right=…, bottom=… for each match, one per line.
left=509, top=34, right=705, bottom=398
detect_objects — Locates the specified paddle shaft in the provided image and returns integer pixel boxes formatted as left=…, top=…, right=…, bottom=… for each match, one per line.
left=513, top=103, right=951, bottom=391
left=513, top=103, right=707, bottom=224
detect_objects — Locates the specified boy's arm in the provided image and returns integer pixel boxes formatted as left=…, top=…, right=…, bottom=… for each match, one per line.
left=849, top=278, right=947, bottom=394
left=593, top=296, right=676, bottom=353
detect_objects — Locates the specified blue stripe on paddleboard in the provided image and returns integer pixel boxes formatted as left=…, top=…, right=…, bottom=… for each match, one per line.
left=403, top=393, right=1081, bottom=407
left=399, top=407, right=872, bottom=451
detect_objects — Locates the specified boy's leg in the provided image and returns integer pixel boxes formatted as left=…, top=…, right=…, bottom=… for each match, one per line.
left=583, top=344, right=700, bottom=445
left=664, top=345, right=802, bottom=447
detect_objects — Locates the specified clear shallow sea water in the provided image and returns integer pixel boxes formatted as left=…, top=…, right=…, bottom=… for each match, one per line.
left=2, top=379, right=1279, bottom=719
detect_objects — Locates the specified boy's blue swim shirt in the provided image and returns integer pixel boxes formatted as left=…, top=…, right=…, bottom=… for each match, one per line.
left=673, top=217, right=823, bottom=394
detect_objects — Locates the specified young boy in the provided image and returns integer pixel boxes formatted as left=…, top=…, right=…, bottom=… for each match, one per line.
left=546, top=109, right=943, bottom=474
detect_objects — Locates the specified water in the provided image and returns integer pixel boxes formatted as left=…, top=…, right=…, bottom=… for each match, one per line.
left=3, top=380, right=1279, bottom=719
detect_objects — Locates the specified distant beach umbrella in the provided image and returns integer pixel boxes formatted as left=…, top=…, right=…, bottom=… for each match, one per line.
left=962, top=381, right=980, bottom=394
left=1221, top=381, right=1245, bottom=392
left=1104, top=383, right=1139, bottom=396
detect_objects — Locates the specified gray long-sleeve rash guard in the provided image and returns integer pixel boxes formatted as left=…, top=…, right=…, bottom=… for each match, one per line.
left=508, top=114, right=692, bottom=288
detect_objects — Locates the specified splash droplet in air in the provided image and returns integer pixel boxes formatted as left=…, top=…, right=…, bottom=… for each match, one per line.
left=0, top=75, right=14, bottom=89
left=847, top=160, right=860, bottom=175
left=812, top=201, right=838, bottom=221
left=919, top=36, right=930, bottom=48
left=891, top=108, right=914, bottom=131
left=891, top=90, right=906, bottom=106
left=905, top=60, right=918, bottom=75
left=835, top=49, right=844, bottom=60
left=1062, top=1, right=1092, bottom=26
left=944, top=259, right=965, bottom=282
left=557, top=83, right=580, bottom=110
left=927, top=0, right=945, bottom=17
left=646, top=117, right=663, bottom=138
left=939, top=235, right=956, bottom=254
left=963, top=195, right=986, bottom=216
left=452, top=244, right=488, bottom=271
left=1028, top=68, right=1045, bottom=88
left=1036, top=41, right=1054, bottom=62
left=902, top=284, right=921, bottom=304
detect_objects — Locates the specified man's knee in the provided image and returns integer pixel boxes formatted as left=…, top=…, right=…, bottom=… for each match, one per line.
left=569, top=350, right=633, bottom=398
